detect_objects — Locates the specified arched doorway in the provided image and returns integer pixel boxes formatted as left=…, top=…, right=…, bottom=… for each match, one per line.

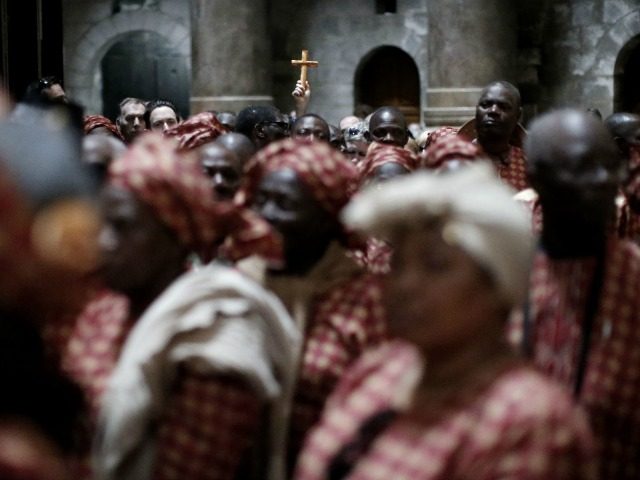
left=101, top=30, right=189, bottom=121
left=354, top=46, right=420, bottom=123
left=614, top=34, right=640, bottom=113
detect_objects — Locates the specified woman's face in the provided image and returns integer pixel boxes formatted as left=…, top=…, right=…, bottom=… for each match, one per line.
left=384, top=225, right=504, bottom=355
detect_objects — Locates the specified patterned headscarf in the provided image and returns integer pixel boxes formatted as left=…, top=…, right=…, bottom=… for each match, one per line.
left=164, top=112, right=229, bottom=151
left=359, top=144, right=419, bottom=185
left=108, top=133, right=280, bottom=263
left=83, top=115, right=124, bottom=141
left=240, top=138, right=359, bottom=218
left=421, top=135, right=482, bottom=170
left=422, top=125, right=459, bottom=150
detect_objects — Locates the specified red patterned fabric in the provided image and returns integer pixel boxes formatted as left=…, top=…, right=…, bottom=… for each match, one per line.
left=53, top=289, right=265, bottom=480
left=152, top=372, right=261, bottom=480
left=109, top=133, right=281, bottom=264
left=240, top=138, right=359, bottom=218
left=527, top=237, right=640, bottom=479
left=83, top=115, right=124, bottom=141
left=351, top=238, right=393, bottom=275
left=478, top=144, right=529, bottom=191
left=423, top=126, right=459, bottom=150
left=164, top=112, right=229, bottom=151
left=295, top=341, right=598, bottom=480
left=289, top=273, right=387, bottom=457
left=358, top=144, right=419, bottom=185
left=421, top=135, right=482, bottom=170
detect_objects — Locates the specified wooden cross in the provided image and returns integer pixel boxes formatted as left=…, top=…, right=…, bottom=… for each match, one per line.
left=291, top=49, right=319, bottom=85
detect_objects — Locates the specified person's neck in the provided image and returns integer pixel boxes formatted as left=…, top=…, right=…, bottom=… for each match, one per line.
left=478, top=135, right=511, bottom=157
left=270, top=238, right=333, bottom=277
left=541, top=212, right=608, bottom=259
left=418, top=326, right=514, bottom=396
left=127, top=263, right=184, bottom=318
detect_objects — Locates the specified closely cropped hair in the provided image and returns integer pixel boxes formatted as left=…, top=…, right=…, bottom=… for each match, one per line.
left=235, top=105, right=283, bottom=138
left=144, top=99, right=180, bottom=128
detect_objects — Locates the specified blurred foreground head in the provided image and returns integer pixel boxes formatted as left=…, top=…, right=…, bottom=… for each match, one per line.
left=0, top=102, right=99, bottom=318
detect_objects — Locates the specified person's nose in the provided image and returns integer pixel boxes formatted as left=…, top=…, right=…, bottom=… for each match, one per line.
left=133, top=117, right=141, bottom=128
left=98, top=225, right=117, bottom=254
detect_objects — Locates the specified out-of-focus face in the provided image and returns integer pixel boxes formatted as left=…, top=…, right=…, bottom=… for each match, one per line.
left=475, top=84, right=520, bottom=143
left=367, top=162, right=410, bottom=186
left=255, top=113, right=290, bottom=147
left=369, top=109, right=408, bottom=147
left=252, top=168, right=336, bottom=272
left=292, top=116, right=330, bottom=143
left=98, top=186, right=182, bottom=294
left=199, top=144, right=242, bottom=200
left=44, top=83, right=67, bottom=103
left=216, top=111, right=236, bottom=131
left=117, top=102, right=146, bottom=142
left=149, top=106, right=178, bottom=132
left=384, top=225, right=502, bottom=355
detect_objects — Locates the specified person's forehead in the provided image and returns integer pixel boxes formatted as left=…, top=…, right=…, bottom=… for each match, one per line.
left=479, top=85, right=516, bottom=105
left=150, top=106, right=177, bottom=121
left=122, top=102, right=145, bottom=116
left=296, top=116, right=327, bottom=130
left=258, top=168, right=306, bottom=194
left=371, top=110, right=404, bottom=128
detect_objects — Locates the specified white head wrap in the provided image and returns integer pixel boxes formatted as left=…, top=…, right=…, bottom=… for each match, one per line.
left=342, top=163, right=533, bottom=307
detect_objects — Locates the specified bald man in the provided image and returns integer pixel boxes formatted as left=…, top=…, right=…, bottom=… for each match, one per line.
left=464, top=81, right=528, bottom=191
left=368, top=107, right=409, bottom=147
left=524, top=109, right=640, bottom=479
left=215, top=132, right=256, bottom=169
left=198, top=143, right=244, bottom=200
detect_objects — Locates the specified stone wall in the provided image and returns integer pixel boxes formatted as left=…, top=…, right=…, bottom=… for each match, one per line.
left=268, top=0, right=428, bottom=125
left=62, top=0, right=190, bottom=114
left=540, top=0, right=640, bottom=117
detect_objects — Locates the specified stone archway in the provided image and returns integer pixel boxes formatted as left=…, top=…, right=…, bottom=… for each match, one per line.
left=354, top=46, right=421, bottom=123
left=64, top=10, right=190, bottom=114
left=614, top=34, right=640, bottom=113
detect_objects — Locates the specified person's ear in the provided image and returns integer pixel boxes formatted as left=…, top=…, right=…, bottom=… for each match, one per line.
left=253, top=124, right=265, bottom=139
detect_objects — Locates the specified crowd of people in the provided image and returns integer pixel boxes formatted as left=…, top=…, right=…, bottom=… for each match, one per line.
left=0, top=72, right=639, bottom=480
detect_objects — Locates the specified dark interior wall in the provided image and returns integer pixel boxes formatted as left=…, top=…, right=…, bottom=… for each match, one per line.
left=0, top=0, right=63, bottom=101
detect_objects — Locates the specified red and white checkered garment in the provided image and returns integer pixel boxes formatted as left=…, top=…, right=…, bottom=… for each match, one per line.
left=289, top=272, right=387, bottom=463
left=294, top=341, right=598, bottom=480
left=483, top=144, right=529, bottom=192
left=420, top=135, right=482, bottom=170
left=83, top=114, right=124, bottom=141
left=49, top=289, right=266, bottom=480
left=358, top=144, right=419, bottom=186
left=163, top=111, right=229, bottom=151
left=152, top=370, right=261, bottom=480
left=527, top=237, right=640, bottom=479
left=422, top=126, right=459, bottom=150
left=350, top=238, right=393, bottom=275
left=109, top=133, right=282, bottom=264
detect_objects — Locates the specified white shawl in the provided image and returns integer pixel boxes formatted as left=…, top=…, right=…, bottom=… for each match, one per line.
left=93, top=262, right=300, bottom=480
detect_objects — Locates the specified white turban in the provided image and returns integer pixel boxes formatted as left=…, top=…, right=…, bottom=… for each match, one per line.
left=342, top=163, right=533, bottom=307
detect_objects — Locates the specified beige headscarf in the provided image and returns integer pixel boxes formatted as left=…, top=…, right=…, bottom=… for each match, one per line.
left=342, top=163, right=533, bottom=307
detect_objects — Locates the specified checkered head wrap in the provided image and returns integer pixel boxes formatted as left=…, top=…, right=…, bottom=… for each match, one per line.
left=422, top=126, right=459, bottom=150
left=83, top=115, right=124, bottom=141
left=359, top=144, right=419, bottom=184
left=164, top=112, right=230, bottom=151
left=108, top=133, right=281, bottom=263
left=421, top=135, right=482, bottom=169
left=240, top=138, right=359, bottom=218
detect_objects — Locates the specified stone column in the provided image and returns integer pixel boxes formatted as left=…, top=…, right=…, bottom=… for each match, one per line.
left=425, top=0, right=517, bottom=126
left=190, top=0, right=272, bottom=114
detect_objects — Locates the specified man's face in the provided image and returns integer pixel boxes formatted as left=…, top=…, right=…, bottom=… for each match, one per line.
left=44, top=83, right=67, bottom=103
left=118, top=102, right=146, bottom=142
left=475, top=85, right=520, bottom=142
left=369, top=110, right=408, bottom=147
left=255, top=113, right=290, bottom=147
left=251, top=168, right=335, bottom=268
left=98, top=186, right=182, bottom=293
left=199, top=144, right=242, bottom=200
left=149, top=106, right=178, bottom=132
left=292, top=116, right=330, bottom=143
